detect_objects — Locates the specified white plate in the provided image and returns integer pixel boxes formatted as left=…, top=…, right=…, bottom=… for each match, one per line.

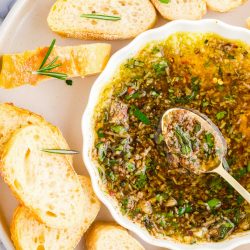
left=0, top=0, right=250, bottom=249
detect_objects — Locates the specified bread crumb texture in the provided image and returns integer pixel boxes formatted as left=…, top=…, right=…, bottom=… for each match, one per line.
left=47, top=0, right=157, bottom=40
left=10, top=176, right=100, bottom=250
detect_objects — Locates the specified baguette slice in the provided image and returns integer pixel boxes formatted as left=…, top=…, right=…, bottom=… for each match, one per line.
left=206, top=0, right=244, bottom=12
left=1, top=125, right=86, bottom=229
left=247, top=17, right=250, bottom=29
left=10, top=176, right=100, bottom=250
left=0, top=103, right=72, bottom=165
left=151, top=0, right=207, bottom=20
left=0, top=43, right=111, bottom=89
left=47, top=0, right=157, bottom=40
left=85, top=222, right=145, bottom=250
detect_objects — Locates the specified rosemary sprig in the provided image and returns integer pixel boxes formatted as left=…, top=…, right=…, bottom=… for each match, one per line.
left=41, top=149, right=80, bottom=155
left=81, top=13, right=121, bottom=21
left=33, top=39, right=72, bottom=83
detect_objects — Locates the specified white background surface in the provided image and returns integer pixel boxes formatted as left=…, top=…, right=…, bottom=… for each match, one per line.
left=0, top=0, right=250, bottom=249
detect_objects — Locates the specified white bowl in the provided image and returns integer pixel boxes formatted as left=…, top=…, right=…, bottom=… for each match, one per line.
left=82, top=19, right=250, bottom=250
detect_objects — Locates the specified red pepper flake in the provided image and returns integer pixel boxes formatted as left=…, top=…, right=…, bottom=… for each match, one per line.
left=127, top=87, right=135, bottom=95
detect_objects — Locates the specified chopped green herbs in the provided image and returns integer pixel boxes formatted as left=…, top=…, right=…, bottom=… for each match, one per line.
left=135, top=173, right=147, bottom=189
left=194, top=123, right=201, bottom=133
left=178, top=204, right=192, bottom=216
left=150, top=90, right=160, bottom=97
left=97, top=128, right=105, bottom=138
left=216, top=111, right=227, bottom=120
left=65, top=79, right=73, bottom=86
left=171, top=77, right=200, bottom=104
left=206, top=198, right=221, bottom=210
left=96, top=142, right=107, bottom=162
left=153, top=60, right=168, bottom=76
left=111, top=125, right=126, bottom=134
left=218, top=220, right=234, bottom=240
left=205, top=133, right=214, bottom=148
left=81, top=13, right=121, bottom=21
left=126, top=162, right=135, bottom=172
left=125, top=59, right=144, bottom=68
left=131, top=105, right=150, bottom=125
left=174, top=126, right=192, bottom=155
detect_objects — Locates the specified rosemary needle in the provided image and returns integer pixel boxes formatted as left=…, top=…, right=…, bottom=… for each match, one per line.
left=33, top=39, right=73, bottom=84
left=41, top=149, right=80, bottom=155
left=81, top=13, right=121, bottom=21
left=39, top=39, right=56, bottom=69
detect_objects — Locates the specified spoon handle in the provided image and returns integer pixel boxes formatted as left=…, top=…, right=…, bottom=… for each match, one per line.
left=213, top=159, right=250, bottom=204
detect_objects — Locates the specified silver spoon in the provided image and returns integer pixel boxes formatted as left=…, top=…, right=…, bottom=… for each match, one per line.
left=162, top=107, right=250, bottom=204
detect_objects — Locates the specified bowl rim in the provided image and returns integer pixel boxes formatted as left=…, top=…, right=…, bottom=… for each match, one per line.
left=81, top=19, right=250, bottom=250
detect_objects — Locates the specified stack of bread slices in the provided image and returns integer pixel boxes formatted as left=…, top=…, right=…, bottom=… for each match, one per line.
left=0, top=103, right=101, bottom=250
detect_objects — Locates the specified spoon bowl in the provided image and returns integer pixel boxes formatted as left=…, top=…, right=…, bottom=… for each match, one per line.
left=162, top=108, right=250, bottom=203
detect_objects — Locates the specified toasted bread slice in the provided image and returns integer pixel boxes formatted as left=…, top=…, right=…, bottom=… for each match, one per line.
left=0, top=43, right=111, bottom=88
left=1, top=125, right=85, bottom=229
left=10, top=176, right=100, bottom=250
left=47, top=0, right=157, bottom=40
left=247, top=17, right=250, bottom=28
left=151, top=0, right=206, bottom=20
left=0, top=103, right=72, bottom=165
left=206, top=0, right=244, bottom=12
left=85, top=222, right=145, bottom=250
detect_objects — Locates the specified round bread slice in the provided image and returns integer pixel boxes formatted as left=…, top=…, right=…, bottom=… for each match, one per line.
left=10, top=176, right=100, bottom=250
left=0, top=103, right=72, bottom=165
left=151, top=0, right=207, bottom=20
left=47, top=0, right=157, bottom=40
left=206, top=0, right=244, bottom=12
left=85, top=222, right=145, bottom=250
left=1, top=125, right=85, bottom=229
